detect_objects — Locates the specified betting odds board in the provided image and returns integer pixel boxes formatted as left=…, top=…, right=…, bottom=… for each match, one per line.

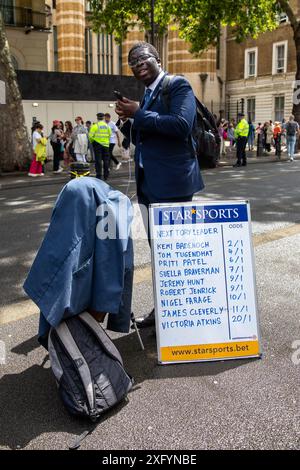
left=149, top=201, right=261, bottom=364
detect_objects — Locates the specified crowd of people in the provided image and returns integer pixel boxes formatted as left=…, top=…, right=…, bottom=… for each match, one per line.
left=28, top=113, right=132, bottom=178
left=216, top=114, right=300, bottom=162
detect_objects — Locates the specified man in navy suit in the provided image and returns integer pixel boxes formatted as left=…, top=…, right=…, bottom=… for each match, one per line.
left=116, top=42, right=204, bottom=328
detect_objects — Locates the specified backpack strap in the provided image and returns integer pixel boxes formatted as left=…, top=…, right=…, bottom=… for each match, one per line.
left=79, top=312, right=124, bottom=366
left=161, top=74, right=174, bottom=112
left=54, top=321, right=96, bottom=414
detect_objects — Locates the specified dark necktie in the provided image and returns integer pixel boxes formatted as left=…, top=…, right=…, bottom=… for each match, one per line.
left=142, top=88, right=152, bottom=109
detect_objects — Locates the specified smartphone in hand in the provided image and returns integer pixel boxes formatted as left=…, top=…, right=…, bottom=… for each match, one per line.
left=114, top=90, right=124, bottom=101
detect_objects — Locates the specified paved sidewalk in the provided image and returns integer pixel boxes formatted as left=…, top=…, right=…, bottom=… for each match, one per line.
left=1, top=160, right=300, bottom=450
left=218, top=146, right=300, bottom=167
left=1, top=148, right=299, bottom=190
left=0, top=160, right=134, bottom=190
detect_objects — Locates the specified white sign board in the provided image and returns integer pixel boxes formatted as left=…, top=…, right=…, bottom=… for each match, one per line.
left=149, top=201, right=261, bottom=364
left=0, top=80, right=6, bottom=104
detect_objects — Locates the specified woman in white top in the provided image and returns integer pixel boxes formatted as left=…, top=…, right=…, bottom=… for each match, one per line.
left=28, top=123, right=45, bottom=177
left=71, top=116, right=88, bottom=162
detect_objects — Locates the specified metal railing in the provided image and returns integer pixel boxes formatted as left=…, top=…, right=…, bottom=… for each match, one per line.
left=0, top=4, right=50, bottom=30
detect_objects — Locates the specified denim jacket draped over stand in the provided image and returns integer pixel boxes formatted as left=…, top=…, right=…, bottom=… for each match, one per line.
left=23, top=177, right=133, bottom=348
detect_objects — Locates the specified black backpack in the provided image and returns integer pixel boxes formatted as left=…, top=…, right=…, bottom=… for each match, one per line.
left=162, top=75, right=220, bottom=168
left=48, top=312, right=133, bottom=422
left=286, top=121, right=296, bottom=136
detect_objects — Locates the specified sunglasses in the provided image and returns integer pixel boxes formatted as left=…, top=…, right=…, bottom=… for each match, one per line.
left=128, top=53, right=156, bottom=68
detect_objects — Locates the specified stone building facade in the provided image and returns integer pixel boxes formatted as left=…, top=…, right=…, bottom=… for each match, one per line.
left=0, top=0, right=51, bottom=70
left=1, top=1, right=225, bottom=112
left=2, top=0, right=300, bottom=126
left=226, top=1, right=300, bottom=124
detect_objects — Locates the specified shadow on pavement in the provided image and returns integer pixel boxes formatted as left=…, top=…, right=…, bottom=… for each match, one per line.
left=0, top=329, right=256, bottom=449
left=11, top=336, right=41, bottom=356
left=115, top=330, right=257, bottom=382
left=0, top=357, right=129, bottom=450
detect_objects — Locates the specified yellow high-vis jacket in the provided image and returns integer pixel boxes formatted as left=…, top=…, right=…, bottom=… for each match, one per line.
left=234, top=119, right=249, bottom=139
left=89, top=120, right=111, bottom=147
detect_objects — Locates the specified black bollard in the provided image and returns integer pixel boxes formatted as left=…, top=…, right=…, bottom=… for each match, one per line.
left=69, top=161, right=90, bottom=180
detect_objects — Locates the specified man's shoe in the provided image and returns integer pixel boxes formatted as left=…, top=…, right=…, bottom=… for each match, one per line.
left=242, top=161, right=247, bottom=166
left=233, top=163, right=241, bottom=167
left=134, top=309, right=155, bottom=329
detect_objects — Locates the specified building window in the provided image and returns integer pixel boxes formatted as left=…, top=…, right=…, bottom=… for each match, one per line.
left=97, top=33, right=113, bottom=74
left=274, top=96, right=285, bottom=122
left=0, top=0, right=14, bottom=24
left=85, top=28, right=93, bottom=73
left=273, top=41, right=287, bottom=74
left=53, top=25, right=58, bottom=72
left=247, top=98, right=255, bottom=122
left=244, top=47, right=257, bottom=78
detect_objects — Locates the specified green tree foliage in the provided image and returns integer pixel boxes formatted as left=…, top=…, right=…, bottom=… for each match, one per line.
left=90, top=0, right=300, bottom=120
left=89, top=1, right=299, bottom=53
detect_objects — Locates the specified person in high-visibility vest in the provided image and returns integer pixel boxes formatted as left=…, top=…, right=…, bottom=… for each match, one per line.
left=89, top=112, right=112, bottom=180
left=233, top=112, right=249, bottom=167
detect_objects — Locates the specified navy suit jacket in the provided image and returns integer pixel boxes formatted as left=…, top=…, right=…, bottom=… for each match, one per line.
left=123, top=73, right=204, bottom=200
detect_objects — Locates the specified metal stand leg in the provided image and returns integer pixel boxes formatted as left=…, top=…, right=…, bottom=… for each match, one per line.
left=130, top=312, right=145, bottom=350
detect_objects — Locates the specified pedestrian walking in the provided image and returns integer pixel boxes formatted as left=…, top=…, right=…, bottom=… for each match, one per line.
left=281, top=118, right=287, bottom=149
left=255, top=123, right=263, bottom=156
left=49, top=120, right=64, bottom=173
left=283, top=114, right=299, bottom=162
left=85, top=120, right=95, bottom=162
left=273, top=121, right=282, bottom=159
left=28, top=123, right=46, bottom=177
left=247, top=120, right=255, bottom=151
left=233, top=112, right=249, bottom=167
left=115, top=41, right=203, bottom=328
left=227, top=122, right=235, bottom=150
left=104, top=113, right=122, bottom=170
left=63, top=121, right=74, bottom=167
left=72, top=116, right=88, bottom=163
left=89, top=112, right=111, bottom=180
left=218, top=118, right=228, bottom=158
left=264, top=122, right=273, bottom=153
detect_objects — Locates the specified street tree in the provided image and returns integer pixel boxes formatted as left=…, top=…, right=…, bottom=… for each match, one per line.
left=0, top=11, right=31, bottom=173
left=90, top=0, right=300, bottom=121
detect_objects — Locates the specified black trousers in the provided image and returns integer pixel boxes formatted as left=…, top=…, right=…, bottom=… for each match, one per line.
left=51, top=141, right=62, bottom=171
left=93, top=142, right=110, bottom=179
left=236, top=136, right=247, bottom=164
left=274, top=136, right=281, bottom=156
